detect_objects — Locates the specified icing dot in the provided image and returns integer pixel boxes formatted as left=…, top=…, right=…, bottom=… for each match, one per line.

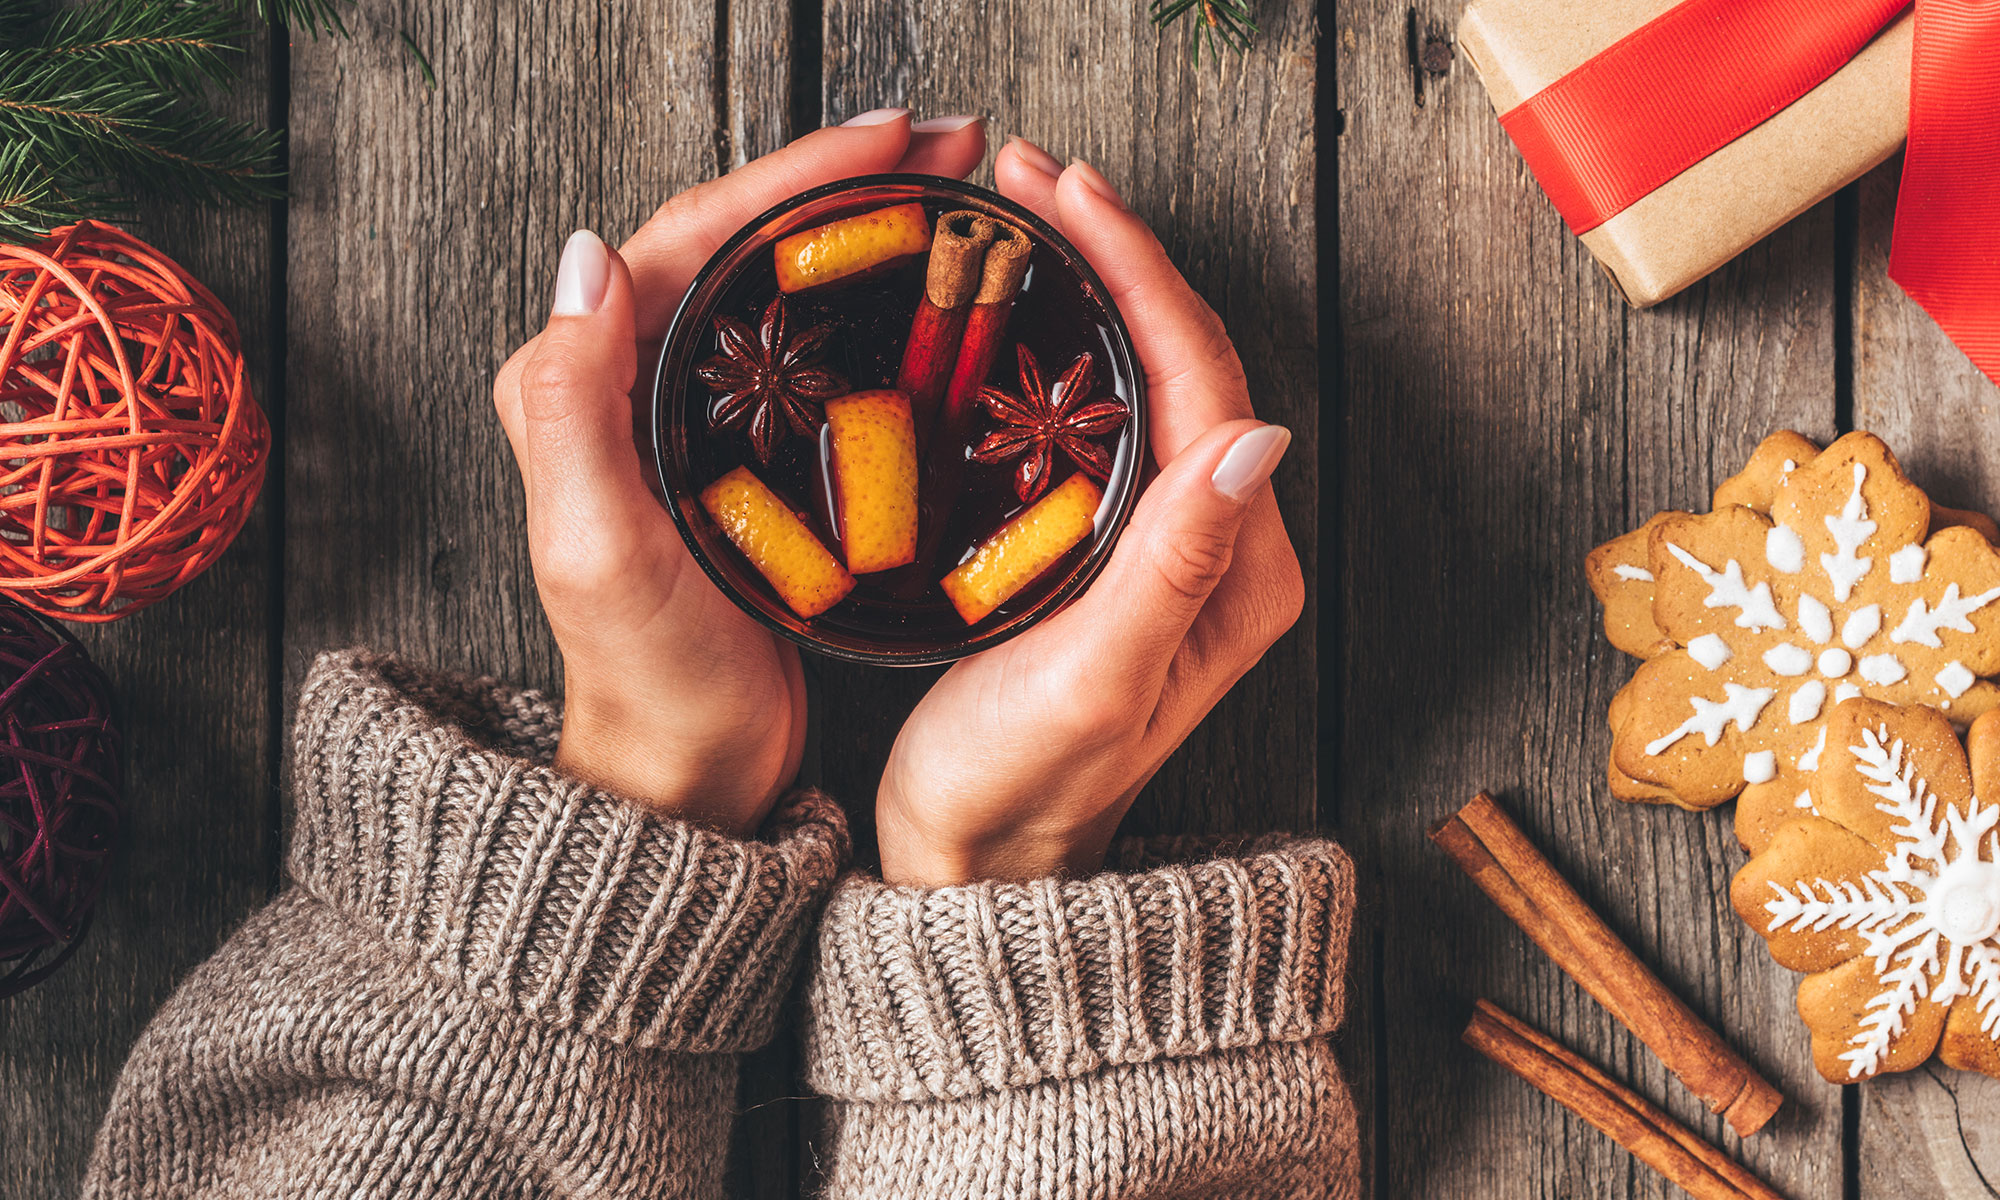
left=1743, top=750, right=1777, bottom=784
left=1835, top=682, right=1863, bottom=705
left=1889, top=544, right=1927, bottom=584
left=1765, top=524, right=1805, bottom=574
left=1928, top=859, right=2000, bottom=944
left=1842, top=604, right=1882, bottom=649
left=1763, top=643, right=1812, bottom=677
left=1818, top=648, right=1853, bottom=678
left=1797, top=595, right=1833, bottom=645
left=1793, top=789, right=1814, bottom=809
left=1798, top=725, right=1829, bottom=771
left=1687, top=634, right=1733, bottom=671
left=1613, top=564, right=1654, bottom=582
left=1789, top=681, right=1826, bottom=724
left=1782, top=459, right=1798, bottom=473
left=1936, top=661, right=1976, bottom=700
left=1859, top=654, right=1908, bottom=686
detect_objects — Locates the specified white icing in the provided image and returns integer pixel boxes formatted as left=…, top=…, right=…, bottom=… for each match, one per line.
left=1744, top=750, right=1777, bottom=784
left=1665, top=543, right=1786, bottom=632
left=1842, top=604, right=1882, bottom=649
left=1793, top=789, right=1815, bottom=810
left=1936, top=661, right=1976, bottom=700
left=1797, top=725, right=1828, bottom=772
left=1763, top=644, right=1811, bottom=677
left=1613, top=564, right=1654, bottom=582
left=1818, top=648, right=1853, bottom=678
left=1820, top=462, right=1877, bottom=603
left=1765, top=523, right=1806, bottom=574
left=1645, top=683, right=1777, bottom=757
left=1836, top=682, right=1863, bottom=705
left=1782, top=459, right=1798, bottom=474
left=1890, top=583, right=2000, bottom=648
left=1687, top=633, right=1733, bottom=670
left=1798, top=595, right=1834, bottom=645
left=1890, top=544, right=1927, bottom=584
left=1790, top=681, right=1827, bottom=724
left=1859, top=654, right=1908, bottom=686
left=1763, top=724, right=2000, bottom=1078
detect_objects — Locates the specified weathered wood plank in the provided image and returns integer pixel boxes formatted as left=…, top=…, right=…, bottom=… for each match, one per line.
left=1336, top=4, right=1843, bottom=1194
left=816, top=0, right=1320, bottom=846
left=0, top=49, right=276, bottom=1200
left=1853, top=159, right=2000, bottom=1200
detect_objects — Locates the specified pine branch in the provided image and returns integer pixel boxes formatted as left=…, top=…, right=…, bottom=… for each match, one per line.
left=223, top=0, right=351, bottom=39
left=1150, top=0, right=1257, bottom=64
left=0, top=0, right=280, bottom=240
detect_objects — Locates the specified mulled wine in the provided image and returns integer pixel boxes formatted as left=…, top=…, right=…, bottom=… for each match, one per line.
left=655, top=176, right=1144, bottom=665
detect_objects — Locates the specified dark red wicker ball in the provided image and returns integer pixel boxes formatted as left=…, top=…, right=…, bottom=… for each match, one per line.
left=0, top=600, right=119, bottom=997
left=0, top=221, right=268, bottom=621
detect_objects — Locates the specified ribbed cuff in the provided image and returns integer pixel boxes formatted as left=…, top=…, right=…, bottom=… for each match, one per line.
left=286, top=649, right=848, bottom=1053
left=803, top=833, right=1354, bottom=1102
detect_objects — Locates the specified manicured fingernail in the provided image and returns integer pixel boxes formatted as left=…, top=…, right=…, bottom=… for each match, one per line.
left=841, top=107, right=909, bottom=127
left=1007, top=137, right=1064, bottom=179
left=1067, top=158, right=1127, bottom=210
left=912, top=114, right=983, bottom=133
left=1212, top=424, right=1291, bottom=502
left=552, top=229, right=608, bottom=317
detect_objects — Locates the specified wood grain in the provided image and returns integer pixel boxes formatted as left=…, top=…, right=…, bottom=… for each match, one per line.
left=1336, top=2, right=1843, bottom=1195
left=1853, top=158, right=2000, bottom=1200
left=816, top=0, right=1320, bottom=846
left=0, top=53, right=276, bottom=1200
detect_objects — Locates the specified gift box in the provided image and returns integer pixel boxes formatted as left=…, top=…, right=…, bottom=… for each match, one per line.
left=1458, top=0, right=1914, bottom=308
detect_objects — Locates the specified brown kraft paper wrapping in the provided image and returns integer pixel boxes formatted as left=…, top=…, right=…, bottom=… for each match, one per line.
left=1458, top=0, right=1913, bottom=307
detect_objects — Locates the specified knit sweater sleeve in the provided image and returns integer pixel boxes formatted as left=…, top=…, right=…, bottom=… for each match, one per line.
left=801, top=834, right=1361, bottom=1200
left=84, top=649, right=848, bottom=1200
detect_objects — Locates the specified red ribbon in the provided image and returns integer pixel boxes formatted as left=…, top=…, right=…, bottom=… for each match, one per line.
left=1498, top=0, right=2000, bottom=387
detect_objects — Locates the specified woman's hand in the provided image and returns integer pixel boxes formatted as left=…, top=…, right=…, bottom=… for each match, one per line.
left=493, top=111, right=987, bottom=834
left=875, top=141, right=1304, bottom=884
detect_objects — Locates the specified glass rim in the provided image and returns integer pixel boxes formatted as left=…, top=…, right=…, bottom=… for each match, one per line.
left=651, top=172, right=1147, bottom=667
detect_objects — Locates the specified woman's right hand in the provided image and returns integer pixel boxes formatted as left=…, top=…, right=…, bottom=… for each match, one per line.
left=873, top=142, right=1305, bottom=885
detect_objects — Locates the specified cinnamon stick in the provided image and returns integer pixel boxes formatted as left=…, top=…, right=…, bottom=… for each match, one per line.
left=1464, top=1001, right=1787, bottom=1200
left=1430, top=792, right=1782, bottom=1138
left=897, top=212, right=997, bottom=433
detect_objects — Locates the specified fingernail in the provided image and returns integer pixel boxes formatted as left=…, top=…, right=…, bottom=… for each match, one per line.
left=1212, top=424, right=1291, bottom=502
left=552, top=229, right=609, bottom=317
left=1007, top=137, right=1063, bottom=179
left=841, top=107, right=909, bottom=127
left=1067, top=158, right=1127, bottom=210
left=912, top=114, right=982, bottom=133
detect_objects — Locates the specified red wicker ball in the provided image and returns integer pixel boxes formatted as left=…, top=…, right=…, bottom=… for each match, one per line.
left=0, top=600, right=119, bottom=997
left=0, top=222, right=269, bottom=621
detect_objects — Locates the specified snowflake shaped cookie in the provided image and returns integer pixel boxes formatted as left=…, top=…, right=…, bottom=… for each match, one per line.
left=1731, top=699, right=2000, bottom=1082
left=1587, top=431, right=2000, bottom=853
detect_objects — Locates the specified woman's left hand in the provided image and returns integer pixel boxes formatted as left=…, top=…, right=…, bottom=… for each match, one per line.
left=492, top=112, right=986, bottom=834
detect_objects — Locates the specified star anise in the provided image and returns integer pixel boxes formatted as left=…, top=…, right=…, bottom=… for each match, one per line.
left=697, top=295, right=848, bottom=464
left=969, top=346, right=1129, bottom=503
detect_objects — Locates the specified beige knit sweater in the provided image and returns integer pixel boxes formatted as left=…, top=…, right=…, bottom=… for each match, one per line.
left=84, top=651, right=1358, bottom=1199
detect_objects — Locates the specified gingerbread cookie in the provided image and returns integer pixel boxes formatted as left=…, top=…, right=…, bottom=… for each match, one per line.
left=1732, top=699, right=2000, bottom=1083
left=1586, top=432, right=2000, bottom=852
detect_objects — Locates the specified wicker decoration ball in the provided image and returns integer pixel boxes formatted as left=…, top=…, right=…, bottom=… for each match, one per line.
left=0, top=222, right=269, bottom=621
left=0, top=601, right=119, bottom=998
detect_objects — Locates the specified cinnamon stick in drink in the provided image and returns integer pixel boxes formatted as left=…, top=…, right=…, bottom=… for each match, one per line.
left=1463, top=1001, right=1786, bottom=1200
left=897, top=212, right=997, bottom=435
left=1430, top=792, right=1782, bottom=1138
left=934, top=218, right=1031, bottom=445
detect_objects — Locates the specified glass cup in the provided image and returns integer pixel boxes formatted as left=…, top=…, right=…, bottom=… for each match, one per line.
left=653, top=174, right=1145, bottom=666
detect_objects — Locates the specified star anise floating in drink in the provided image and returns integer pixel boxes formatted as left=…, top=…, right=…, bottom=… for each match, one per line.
left=970, top=346, right=1129, bottom=502
left=698, top=295, right=848, bottom=464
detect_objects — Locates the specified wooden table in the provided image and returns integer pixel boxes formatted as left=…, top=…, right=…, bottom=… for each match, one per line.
left=3, top=2, right=1996, bottom=1196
